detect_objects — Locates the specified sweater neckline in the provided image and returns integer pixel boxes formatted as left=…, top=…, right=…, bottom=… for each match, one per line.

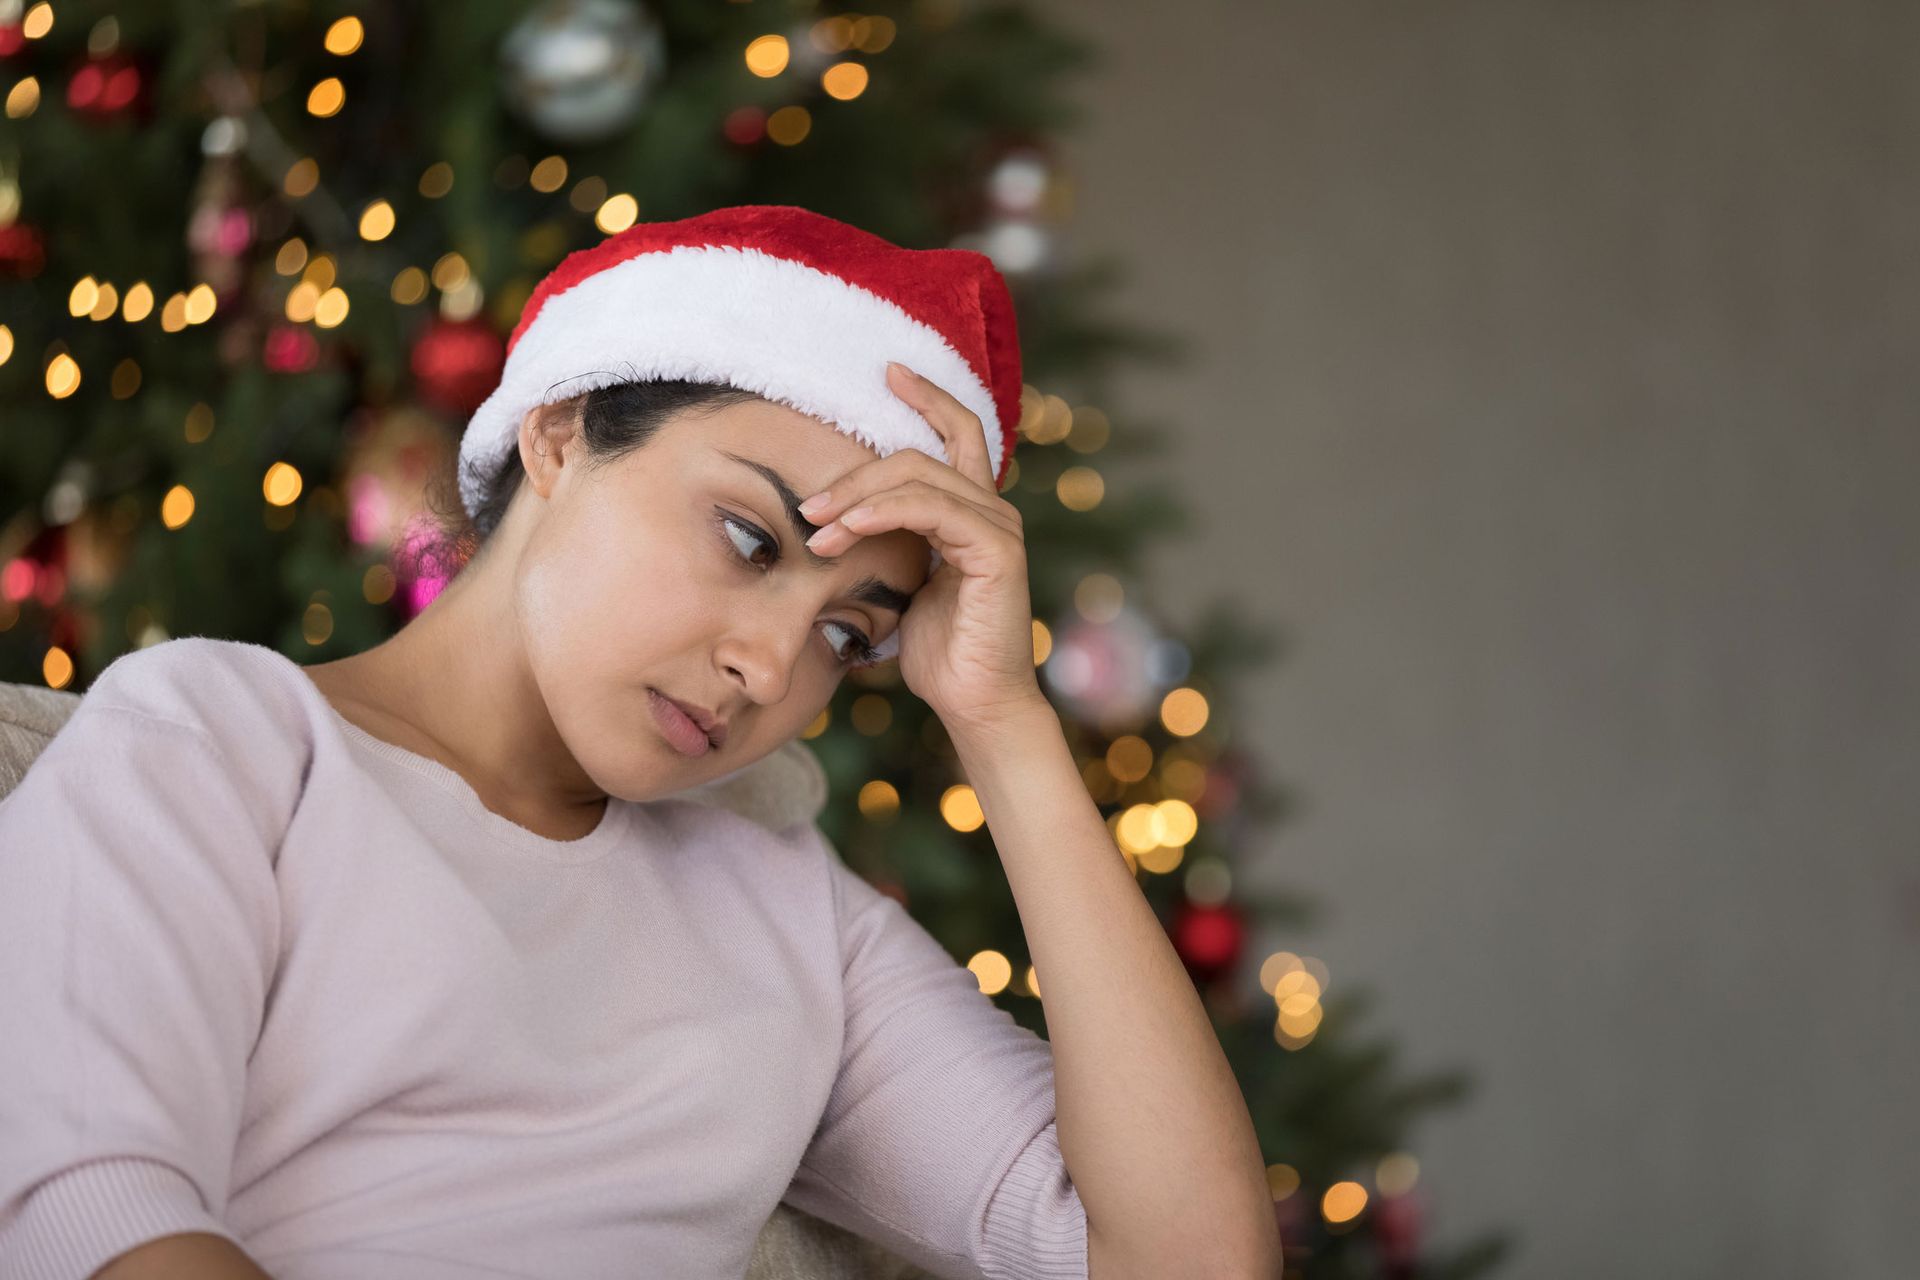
left=264, top=647, right=635, bottom=863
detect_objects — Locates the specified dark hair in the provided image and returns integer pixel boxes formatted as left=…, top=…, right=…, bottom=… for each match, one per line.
left=417, top=378, right=765, bottom=582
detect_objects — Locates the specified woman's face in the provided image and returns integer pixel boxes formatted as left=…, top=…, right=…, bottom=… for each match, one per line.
left=508, top=394, right=932, bottom=802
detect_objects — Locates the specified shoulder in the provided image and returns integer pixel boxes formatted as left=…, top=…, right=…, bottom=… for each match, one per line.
left=79, top=635, right=320, bottom=771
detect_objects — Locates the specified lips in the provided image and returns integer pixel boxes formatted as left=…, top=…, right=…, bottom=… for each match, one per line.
left=654, top=689, right=727, bottom=749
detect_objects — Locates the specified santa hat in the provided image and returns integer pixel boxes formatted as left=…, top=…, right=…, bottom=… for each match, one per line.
left=458, top=203, right=1024, bottom=529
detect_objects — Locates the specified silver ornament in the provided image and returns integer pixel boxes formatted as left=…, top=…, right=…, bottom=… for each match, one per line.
left=500, top=0, right=668, bottom=145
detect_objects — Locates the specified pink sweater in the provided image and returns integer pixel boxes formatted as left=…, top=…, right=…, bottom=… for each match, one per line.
left=0, top=638, right=1086, bottom=1280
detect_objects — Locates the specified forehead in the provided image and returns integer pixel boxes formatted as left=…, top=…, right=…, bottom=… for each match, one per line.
left=688, top=396, right=881, bottom=495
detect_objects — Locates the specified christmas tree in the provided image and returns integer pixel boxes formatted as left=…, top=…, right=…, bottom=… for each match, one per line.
left=0, top=1, right=1512, bottom=1274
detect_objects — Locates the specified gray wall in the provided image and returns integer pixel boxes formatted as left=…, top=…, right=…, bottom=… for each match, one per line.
left=1038, top=2, right=1920, bottom=1275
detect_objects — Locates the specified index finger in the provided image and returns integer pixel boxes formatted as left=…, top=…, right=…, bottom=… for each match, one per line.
left=886, top=361, right=998, bottom=497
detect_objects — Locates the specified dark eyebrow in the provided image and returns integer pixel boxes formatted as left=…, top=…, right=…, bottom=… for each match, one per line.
left=720, top=450, right=915, bottom=617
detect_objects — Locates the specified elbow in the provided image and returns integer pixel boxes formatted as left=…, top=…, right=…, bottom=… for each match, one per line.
left=1086, top=1217, right=1283, bottom=1280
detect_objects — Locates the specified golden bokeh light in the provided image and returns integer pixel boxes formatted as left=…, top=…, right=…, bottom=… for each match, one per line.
left=390, top=266, right=428, bottom=305
left=5, top=75, right=40, bottom=118
left=88, top=281, right=119, bottom=321
left=183, top=283, right=217, bottom=325
left=821, top=62, right=869, bottom=100
left=1031, top=618, right=1052, bottom=664
left=23, top=4, right=54, bottom=40
left=767, top=105, right=811, bottom=145
left=1057, top=465, right=1105, bottom=511
left=431, top=252, right=470, bottom=291
left=121, top=281, right=154, bottom=322
left=285, top=280, right=320, bottom=323
left=857, top=779, right=900, bottom=822
left=0, top=324, right=12, bottom=367
left=966, top=950, right=1012, bottom=996
left=313, top=287, right=350, bottom=329
left=362, top=563, right=397, bottom=605
left=595, top=193, right=639, bottom=234
left=744, top=34, right=790, bottom=77
left=851, top=16, right=897, bottom=52
left=110, top=358, right=140, bottom=399
left=801, top=707, right=831, bottom=739
left=323, top=16, right=364, bottom=55
left=529, top=155, right=568, bottom=193
left=1322, top=1181, right=1367, bottom=1224
left=1377, top=1152, right=1420, bottom=1197
left=274, top=238, right=308, bottom=276
left=44, top=352, right=80, bottom=398
left=284, top=157, right=320, bottom=197
left=68, top=276, right=99, bottom=317
left=1105, top=735, right=1153, bottom=783
left=1067, top=405, right=1112, bottom=453
left=307, top=77, right=346, bottom=117
left=160, top=484, right=195, bottom=529
left=184, top=403, right=214, bottom=443
left=159, top=293, right=189, bottom=332
left=262, top=462, right=303, bottom=507
left=302, top=253, right=337, bottom=291
left=568, top=175, right=607, bottom=213
left=418, top=161, right=454, bottom=198
left=358, top=199, right=395, bottom=241
left=42, top=645, right=74, bottom=690
left=1265, top=1164, right=1301, bottom=1201
left=303, top=601, right=334, bottom=646
left=940, top=783, right=985, bottom=832
left=1160, top=686, right=1210, bottom=736
left=850, top=693, right=893, bottom=736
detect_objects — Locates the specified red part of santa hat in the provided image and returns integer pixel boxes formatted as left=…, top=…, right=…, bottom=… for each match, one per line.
left=458, top=204, right=1024, bottom=521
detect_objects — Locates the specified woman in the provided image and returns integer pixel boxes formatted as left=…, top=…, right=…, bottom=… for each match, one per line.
left=0, top=207, right=1280, bottom=1279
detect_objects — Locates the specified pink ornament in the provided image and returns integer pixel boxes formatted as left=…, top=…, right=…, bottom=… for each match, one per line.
left=262, top=324, right=320, bottom=374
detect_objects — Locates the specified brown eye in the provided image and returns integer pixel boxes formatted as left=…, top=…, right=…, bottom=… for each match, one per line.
left=719, top=513, right=775, bottom=571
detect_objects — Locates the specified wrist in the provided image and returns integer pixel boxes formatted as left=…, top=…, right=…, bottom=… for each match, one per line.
left=943, top=694, right=1065, bottom=759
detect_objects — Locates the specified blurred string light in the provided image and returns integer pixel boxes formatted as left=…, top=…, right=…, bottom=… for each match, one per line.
left=744, top=34, right=789, bottom=77
left=22, top=3, right=52, bottom=40
left=966, top=949, right=1012, bottom=996
left=44, top=352, right=79, bottom=398
left=357, top=199, right=395, bottom=241
left=160, top=484, right=194, bottom=529
left=323, top=16, right=364, bottom=56
left=594, top=192, right=638, bottom=234
left=0, top=324, right=13, bottom=367
left=121, top=281, right=153, bottom=322
left=5, top=75, right=39, bottom=118
left=306, top=76, right=345, bottom=118
left=418, top=161, right=454, bottom=198
left=1261, top=950, right=1333, bottom=1050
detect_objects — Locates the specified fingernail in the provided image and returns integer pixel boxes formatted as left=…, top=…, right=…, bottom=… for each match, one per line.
left=806, top=524, right=834, bottom=549
left=888, top=361, right=915, bottom=379
left=798, top=492, right=831, bottom=517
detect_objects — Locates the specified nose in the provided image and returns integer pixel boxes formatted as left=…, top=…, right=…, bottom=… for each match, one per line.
left=716, top=611, right=812, bottom=707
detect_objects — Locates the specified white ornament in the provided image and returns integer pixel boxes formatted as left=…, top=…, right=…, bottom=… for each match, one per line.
left=500, top=0, right=668, bottom=145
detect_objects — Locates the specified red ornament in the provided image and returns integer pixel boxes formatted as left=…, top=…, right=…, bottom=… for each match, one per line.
left=0, top=222, right=45, bottom=278
left=410, top=317, right=506, bottom=416
left=263, top=324, right=321, bottom=374
left=1371, top=1188, right=1424, bottom=1277
left=67, top=53, right=146, bottom=120
left=1170, top=899, right=1245, bottom=983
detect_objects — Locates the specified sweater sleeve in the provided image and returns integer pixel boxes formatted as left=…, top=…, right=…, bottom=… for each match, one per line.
left=0, top=703, right=283, bottom=1280
left=779, top=825, right=1088, bottom=1280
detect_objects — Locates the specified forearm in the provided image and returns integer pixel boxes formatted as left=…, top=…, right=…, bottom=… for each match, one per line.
left=95, top=1232, right=273, bottom=1280
left=949, top=701, right=1282, bottom=1280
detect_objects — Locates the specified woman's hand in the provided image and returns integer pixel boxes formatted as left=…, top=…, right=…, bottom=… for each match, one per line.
left=796, top=361, right=1048, bottom=739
